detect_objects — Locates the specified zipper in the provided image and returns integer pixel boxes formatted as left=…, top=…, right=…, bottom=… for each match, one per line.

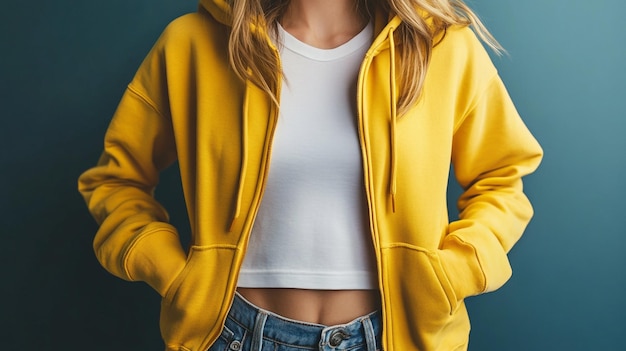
left=241, top=82, right=281, bottom=248
left=357, top=49, right=389, bottom=350
left=199, top=56, right=282, bottom=351
left=237, top=44, right=283, bottom=250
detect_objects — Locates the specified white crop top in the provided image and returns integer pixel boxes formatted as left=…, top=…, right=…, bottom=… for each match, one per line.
left=237, top=22, right=377, bottom=290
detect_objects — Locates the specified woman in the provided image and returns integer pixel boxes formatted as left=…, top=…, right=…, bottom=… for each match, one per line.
left=78, top=0, right=543, bottom=350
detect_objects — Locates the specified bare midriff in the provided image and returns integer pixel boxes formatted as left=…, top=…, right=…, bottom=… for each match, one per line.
left=237, top=288, right=381, bottom=326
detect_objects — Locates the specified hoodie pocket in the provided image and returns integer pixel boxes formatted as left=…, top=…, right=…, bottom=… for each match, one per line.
left=161, top=245, right=239, bottom=351
left=122, top=223, right=187, bottom=297
left=381, top=243, right=462, bottom=348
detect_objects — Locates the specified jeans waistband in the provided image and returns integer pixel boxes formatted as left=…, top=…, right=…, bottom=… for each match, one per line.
left=227, top=292, right=382, bottom=350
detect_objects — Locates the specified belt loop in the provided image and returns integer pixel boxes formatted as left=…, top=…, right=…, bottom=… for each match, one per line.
left=362, top=316, right=377, bottom=351
left=251, top=310, right=268, bottom=351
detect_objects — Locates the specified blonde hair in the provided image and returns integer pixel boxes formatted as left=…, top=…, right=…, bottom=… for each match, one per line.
left=228, top=0, right=503, bottom=115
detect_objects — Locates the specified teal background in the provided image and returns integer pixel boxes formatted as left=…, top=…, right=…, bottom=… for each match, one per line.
left=1, top=0, right=624, bottom=349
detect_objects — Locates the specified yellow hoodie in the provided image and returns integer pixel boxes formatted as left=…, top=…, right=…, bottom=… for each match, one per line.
left=78, top=1, right=543, bottom=350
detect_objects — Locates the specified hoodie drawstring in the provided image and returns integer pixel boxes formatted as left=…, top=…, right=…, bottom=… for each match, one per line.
left=388, top=26, right=398, bottom=213
left=229, top=83, right=251, bottom=231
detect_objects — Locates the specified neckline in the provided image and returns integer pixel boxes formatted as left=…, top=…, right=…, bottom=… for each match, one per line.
left=276, top=21, right=373, bottom=62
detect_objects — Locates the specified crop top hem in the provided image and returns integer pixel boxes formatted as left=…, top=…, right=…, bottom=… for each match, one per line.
left=237, top=270, right=378, bottom=290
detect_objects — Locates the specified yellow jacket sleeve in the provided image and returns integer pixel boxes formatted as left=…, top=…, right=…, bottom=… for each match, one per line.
left=78, top=35, right=187, bottom=296
left=440, top=74, right=543, bottom=300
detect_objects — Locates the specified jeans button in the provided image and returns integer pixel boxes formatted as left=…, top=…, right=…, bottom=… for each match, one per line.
left=328, top=329, right=350, bottom=347
left=229, top=340, right=242, bottom=351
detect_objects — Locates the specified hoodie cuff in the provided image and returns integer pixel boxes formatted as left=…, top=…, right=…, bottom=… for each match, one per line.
left=123, top=223, right=188, bottom=296
left=438, top=227, right=512, bottom=302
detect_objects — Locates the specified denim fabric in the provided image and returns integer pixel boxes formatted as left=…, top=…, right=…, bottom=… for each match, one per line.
left=207, top=293, right=383, bottom=351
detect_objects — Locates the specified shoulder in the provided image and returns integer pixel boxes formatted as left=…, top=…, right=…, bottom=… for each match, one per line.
left=154, top=12, right=229, bottom=53
left=129, top=11, right=230, bottom=98
left=431, top=25, right=497, bottom=79
left=425, top=25, right=499, bottom=101
left=162, top=12, right=213, bottom=35
left=417, top=25, right=504, bottom=121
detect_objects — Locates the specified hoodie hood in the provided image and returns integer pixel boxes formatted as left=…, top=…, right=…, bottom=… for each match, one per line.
left=200, top=0, right=233, bottom=27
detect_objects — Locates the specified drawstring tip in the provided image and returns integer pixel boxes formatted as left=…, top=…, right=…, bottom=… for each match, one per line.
left=391, top=194, right=397, bottom=213
left=228, top=217, right=237, bottom=232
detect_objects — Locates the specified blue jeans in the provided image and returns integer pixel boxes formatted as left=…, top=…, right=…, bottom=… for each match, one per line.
left=208, top=292, right=383, bottom=351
